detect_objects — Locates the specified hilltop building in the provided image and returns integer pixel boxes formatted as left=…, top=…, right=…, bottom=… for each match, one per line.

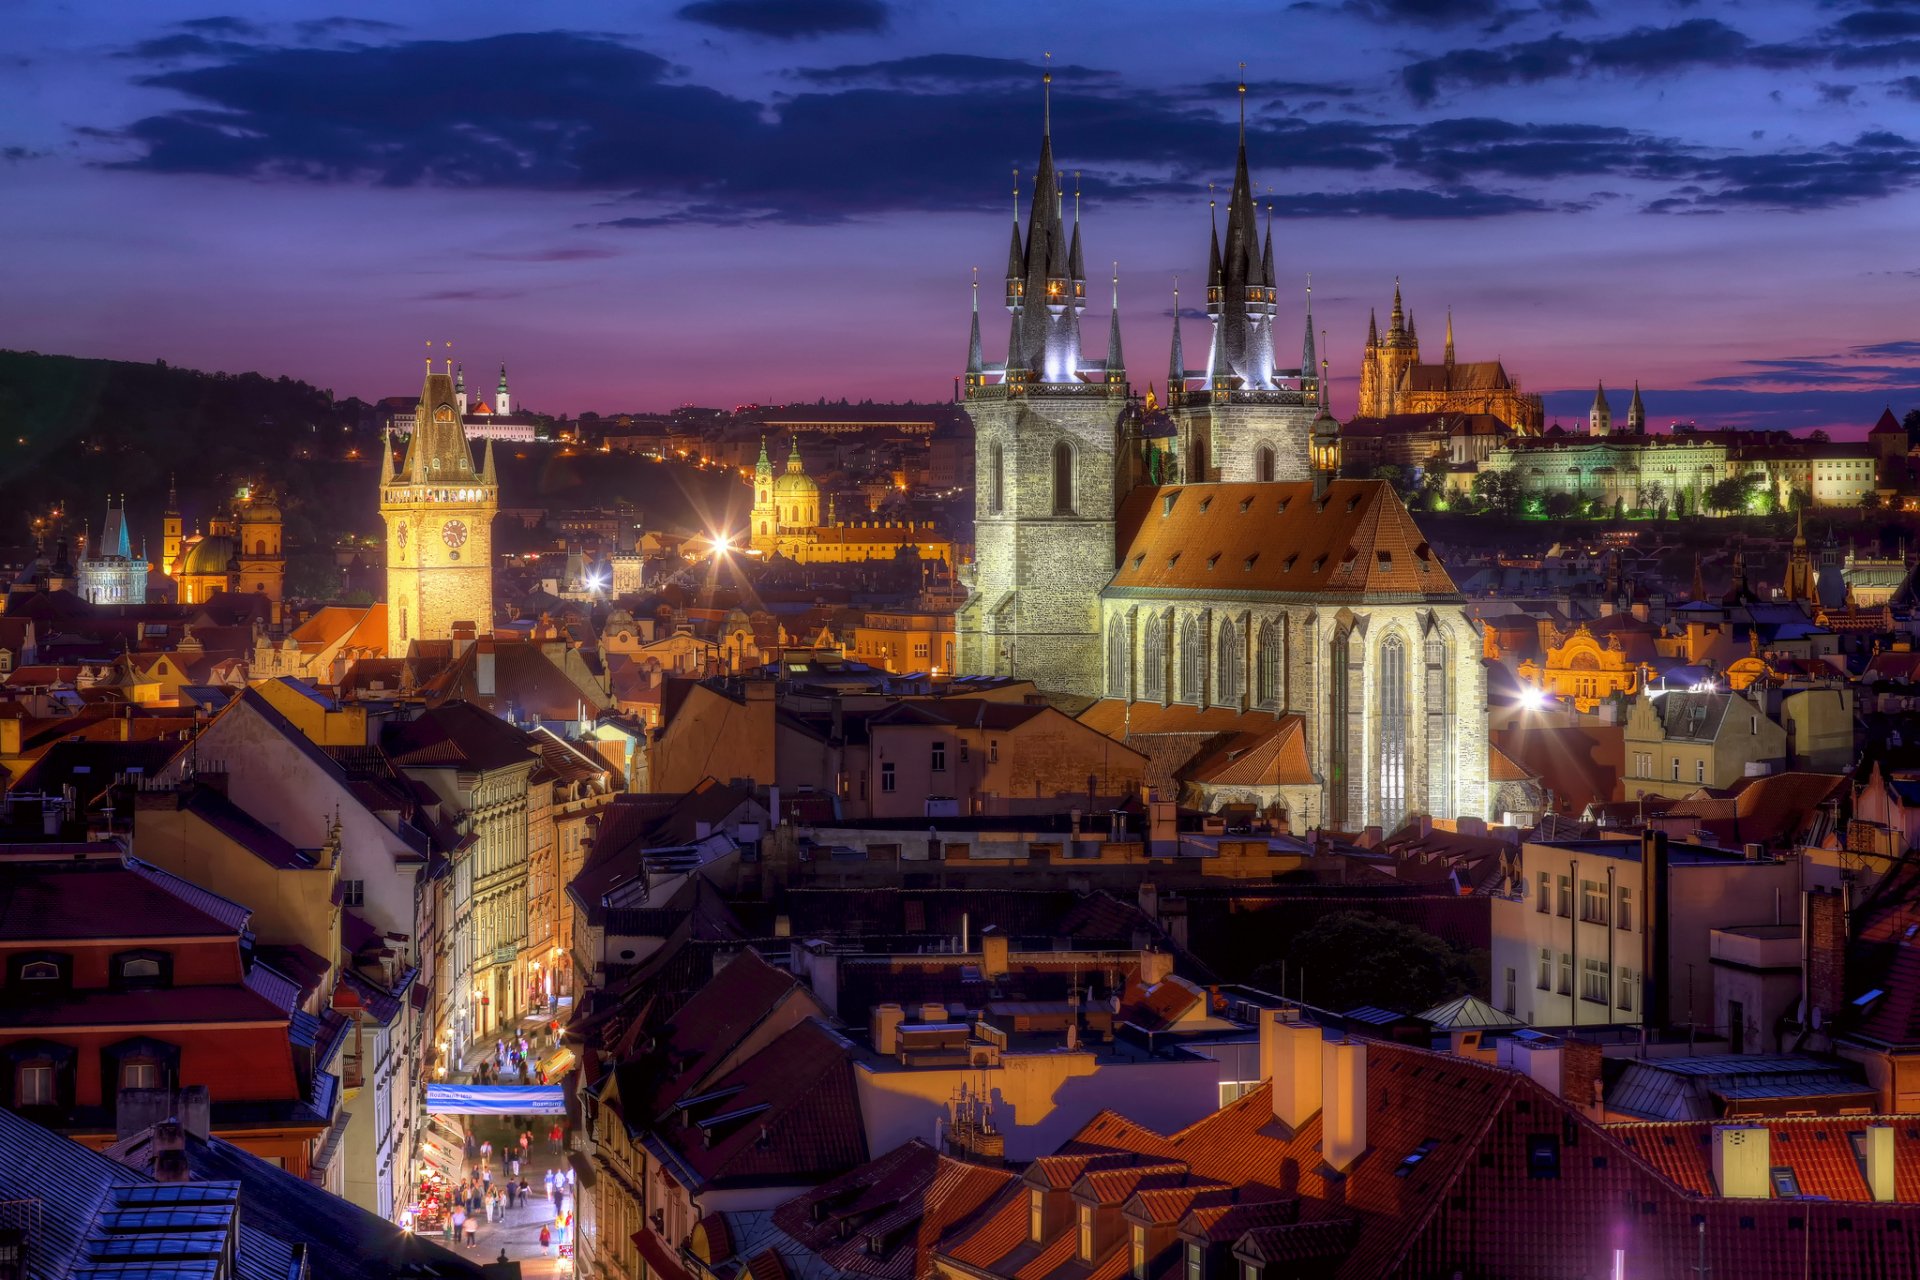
left=168, top=485, right=285, bottom=608
left=957, top=81, right=1489, bottom=825
left=1357, top=290, right=1544, bottom=432
left=747, top=437, right=954, bottom=566
left=381, top=360, right=498, bottom=655
left=77, top=497, right=147, bottom=605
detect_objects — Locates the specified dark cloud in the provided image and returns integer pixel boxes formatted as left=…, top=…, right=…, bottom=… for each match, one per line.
left=413, top=288, right=525, bottom=301
left=175, top=16, right=264, bottom=36
left=470, top=246, right=621, bottom=262
left=293, top=17, right=403, bottom=37
left=1268, top=186, right=1556, bottom=218
left=676, top=0, right=887, bottom=39
left=1694, top=340, right=1920, bottom=388
left=1401, top=18, right=1814, bottom=104
left=2, top=145, right=49, bottom=162
left=97, top=30, right=1920, bottom=226
left=1833, top=7, right=1920, bottom=39
left=1892, top=73, right=1920, bottom=97
left=1819, top=81, right=1859, bottom=100
left=118, top=33, right=260, bottom=60
left=1342, top=0, right=1506, bottom=25
left=795, top=54, right=1111, bottom=88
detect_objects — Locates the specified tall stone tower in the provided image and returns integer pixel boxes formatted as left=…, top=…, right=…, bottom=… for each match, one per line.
left=1357, top=283, right=1419, bottom=417
left=749, top=438, right=777, bottom=553
left=1171, top=91, right=1318, bottom=483
left=382, top=360, right=498, bottom=656
left=161, top=476, right=182, bottom=579
left=956, top=75, right=1128, bottom=697
left=1589, top=382, right=1613, bottom=436
left=495, top=363, right=512, bottom=417
left=235, top=489, right=285, bottom=604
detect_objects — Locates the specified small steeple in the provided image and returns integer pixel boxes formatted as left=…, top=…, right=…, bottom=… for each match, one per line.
left=1067, top=173, right=1085, bottom=290
left=1390, top=279, right=1404, bottom=335
left=966, top=269, right=984, bottom=381
left=1105, top=263, right=1125, bottom=384
left=1300, top=277, right=1316, bottom=397
left=1367, top=308, right=1379, bottom=349
left=1590, top=381, right=1613, bottom=437
left=165, top=474, right=178, bottom=515
left=786, top=437, right=805, bottom=473
left=1207, top=193, right=1223, bottom=298
left=1168, top=278, right=1185, bottom=393
left=481, top=434, right=498, bottom=486
left=1443, top=309, right=1455, bottom=367
left=496, top=361, right=512, bottom=416
left=1003, top=167, right=1023, bottom=312
left=1260, top=204, right=1275, bottom=292
left=1627, top=380, right=1647, bottom=433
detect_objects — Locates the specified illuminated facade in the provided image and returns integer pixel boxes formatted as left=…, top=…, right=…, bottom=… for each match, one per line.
left=1516, top=622, right=1651, bottom=711
left=169, top=486, right=285, bottom=606
left=77, top=498, right=147, bottom=605
left=381, top=362, right=498, bottom=656
left=747, top=437, right=955, bottom=566
left=1357, top=290, right=1544, bottom=432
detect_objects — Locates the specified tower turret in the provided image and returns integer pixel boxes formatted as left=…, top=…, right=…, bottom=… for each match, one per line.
left=1168, top=279, right=1186, bottom=396
left=162, top=475, right=182, bottom=578
left=1300, top=279, right=1317, bottom=407
left=1104, top=265, right=1126, bottom=387
left=1627, top=381, right=1646, bottom=433
left=1444, top=309, right=1455, bottom=368
left=496, top=362, right=512, bottom=416
left=1003, top=169, right=1023, bottom=312
left=965, top=271, right=984, bottom=390
left=1590, top=382, right=1613, bottom=437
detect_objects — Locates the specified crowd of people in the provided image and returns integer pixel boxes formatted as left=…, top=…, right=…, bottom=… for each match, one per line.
left=472, top=1024, right=563, bottom=1086
left=440, top=1122, right=576, bottom=1256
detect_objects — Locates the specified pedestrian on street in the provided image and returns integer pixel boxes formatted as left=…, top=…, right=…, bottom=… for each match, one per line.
left=511, top=1155, right=521, bottom=1178
left=520, top=1129, right=531, bottom=1157
left=481, top=1165, right=492, bottom=1188
left=464, top=1214, right=478, bottom=1249
left=480, top=1139, right=492, bottom=1165
left=505, top=1180, right=516, bottom=1210
left=519, top=1178, right=530, bottom=1206
left=550, top=1123, right=563, bottom=1154
left=539, top=1225, right=552, bottom=1257
left=551, top=1185, right=563, bottom=1215
left=451, top=1207, right=466, bottom=1241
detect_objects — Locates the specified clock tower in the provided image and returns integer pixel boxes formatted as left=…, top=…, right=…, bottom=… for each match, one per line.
left=382, top=359, right=498, bottom=656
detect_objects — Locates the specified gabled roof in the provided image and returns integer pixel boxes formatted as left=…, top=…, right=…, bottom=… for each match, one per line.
left=650, top=1017, right=868, bottom=1191
left=655, top=949, right=809, bottom=1109
left=0, top=854, right=245, bottom=941
left=1108, top=481, right=1458, bottom=599
left=383, top=700, right=538, bottom=773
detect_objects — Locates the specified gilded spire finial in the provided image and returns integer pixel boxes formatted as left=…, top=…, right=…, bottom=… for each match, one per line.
left=424, top=339, right=431, bottom=372
left=1238, top=63, right=1247, bottom=142
left=1074, top=170, right=1081, bottom=223
left=1043, top=52, right=1052, bottom=136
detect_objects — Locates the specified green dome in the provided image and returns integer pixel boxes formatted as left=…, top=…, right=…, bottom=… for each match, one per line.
left=177, top=535, right=236, bottom=577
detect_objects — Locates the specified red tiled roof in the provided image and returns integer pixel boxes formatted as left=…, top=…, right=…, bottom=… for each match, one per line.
left=1109, top=481, right=1458, bottom=598
left=0, top=858, right=243, bottom=941
left=1612, top=1116, right=1920, bottom=1202
left=655, top=949, right=804, bottom=1108
left=657, top=1018, right=868, bottom=1189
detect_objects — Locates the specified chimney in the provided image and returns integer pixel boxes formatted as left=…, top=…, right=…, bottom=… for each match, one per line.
left=1320, top=1038, right=1367, bottom=1173
left=1865, top=1124, right=1896, bottom=1202
left=1711, top=1124, right=1771, bottom=1198
left=452, top=620, right=477, bottom=659
left=919, top=1002, right=948, bottom=1023
left=1560, top=1036, right=1604, bottom=1117
left=1804, top=887, right=1846, bottom=1032
left=1260, top=1012, right=1322, bottom=1131
left=1139, top=950, right=1175, bottom=987
left=981, top=928, right=1009, bottom=980
left=872, top=1003, right=904, bottom=1056
left=1137, top=881, right=1159, bottom=921
left=178, top=1085, right=210, bottom=1140
left=152, top=1118, right=192, bottom=1184
left=475, top=637, right=496, bottom=698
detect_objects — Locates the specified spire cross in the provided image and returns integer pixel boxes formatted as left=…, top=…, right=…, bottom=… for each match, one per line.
left=1074, top=171, right=1081, bottom=222
left=1238, top=63, right=1247, bottom=141
left=424, top=339, right=432, bottom=372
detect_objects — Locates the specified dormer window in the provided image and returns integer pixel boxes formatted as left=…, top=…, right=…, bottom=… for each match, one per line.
left=1131, top=1224, right=1147, bottom=1280
left=20, top=962, right=57, bottom=982
left=1030, top=1190, right=1044, bottom=1242
left=112, top=950, right=170, bottom=991
left=1079, top=1205, right=1094, bottom=1262
left=11, top=953, right=68, bottom=988
left=1186, top=1241, right=1204, bottom=1280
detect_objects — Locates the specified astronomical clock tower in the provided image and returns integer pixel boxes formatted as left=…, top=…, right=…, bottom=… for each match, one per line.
left=382, top=359, right=498, bottom=656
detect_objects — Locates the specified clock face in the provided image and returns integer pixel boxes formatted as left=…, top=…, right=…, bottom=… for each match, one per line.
left=442, top=519, right=468, bottom=549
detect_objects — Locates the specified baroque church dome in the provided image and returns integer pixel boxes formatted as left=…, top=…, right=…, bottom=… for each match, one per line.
left=177, top=534, right=236, bottom=577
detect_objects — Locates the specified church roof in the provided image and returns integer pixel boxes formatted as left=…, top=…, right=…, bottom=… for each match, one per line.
left=177, top=534, right=236, bottom=577
left=1400, top=360, right=1514, bottom=394
left=1108, top=480, right=1458, bottom=599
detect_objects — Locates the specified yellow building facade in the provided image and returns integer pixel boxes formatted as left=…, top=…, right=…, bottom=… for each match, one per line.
left=747, top=436, right=954, bottom=567
left=1516, top=623, right=1652, bottom=711
left=381, top=363, right=498, bottom=655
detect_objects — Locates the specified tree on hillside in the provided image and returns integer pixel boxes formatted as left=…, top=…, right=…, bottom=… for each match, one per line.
left=1249, top=911, right=1480, bottom=1014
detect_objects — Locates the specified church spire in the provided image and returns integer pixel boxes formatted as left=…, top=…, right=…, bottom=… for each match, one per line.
left=1628, top=380, right=1647, bottom=433
left=1390, top=278, right=1404, bottom=335
left=401, top=356, right=476, bottom=484
left=1367, top=308, right=1379, bottom=349
left=1300, top=277, right=1316, bottom=398
left=1443, top=309, right=1455, bottom=367
left=165, top=473, right=178, bottom=516
left=1168, top=278, right=1186, bottom=393
left=1105, top=263, right=1125, bottom=385
left=481, top=434, right=497, bottom=486
left=966, top=269, right=984, bottom=381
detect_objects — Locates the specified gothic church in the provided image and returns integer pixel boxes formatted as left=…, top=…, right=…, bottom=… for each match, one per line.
left=956, top=83, right=1489, bottom=827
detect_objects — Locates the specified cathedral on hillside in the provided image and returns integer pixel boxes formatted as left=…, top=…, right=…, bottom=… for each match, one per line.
left=1356, top=287, right=1544, bottom=433
left=747, top=438, right=955, bottom=567
left=381, top=359, right=498, bottom=655
left=955, top=79, right=1489, bottom=828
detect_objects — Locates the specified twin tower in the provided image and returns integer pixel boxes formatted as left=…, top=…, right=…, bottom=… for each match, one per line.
left=956, top=80, right=1328, bottom=693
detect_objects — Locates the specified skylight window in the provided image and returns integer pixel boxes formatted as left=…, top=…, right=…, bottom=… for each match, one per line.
left=1396, top=1139, right=1440, bottom=1177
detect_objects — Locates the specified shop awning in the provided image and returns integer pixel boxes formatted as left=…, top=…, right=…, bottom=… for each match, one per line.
left=424, top=1083, right=566, bottom=1115
left=634, top=1230, right=692, bottom=1280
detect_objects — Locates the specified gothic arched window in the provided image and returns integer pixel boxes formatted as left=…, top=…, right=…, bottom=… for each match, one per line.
left=1179, top=615, right=1205, bottom=704
left=1106, top=616, right=1128, bottom=698
left=1255, top=618, right=1283, bottom=709
left=990, top=444, right=1005, bottom=515
left=1053, top=441, right=1074, bottom=515
left=1217, top=622, right=1243, bottom=706
left=1425, top=631, right=1456, bottom=818
left=1190, top=435, right=1209, bottom=483
left=1379, top=634, right=1408, bottom=829
left=1142, top=615, right=1166, bottom=702
left=1329, top=628, right=1351, bottom=829
left=1256, top=446, right=1276, bottom=483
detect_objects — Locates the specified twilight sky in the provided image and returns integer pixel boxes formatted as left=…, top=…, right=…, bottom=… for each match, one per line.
left=5, top=0, right=1920, bottom=431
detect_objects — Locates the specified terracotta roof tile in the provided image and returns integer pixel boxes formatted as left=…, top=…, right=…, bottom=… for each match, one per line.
left=1109, top=482, right=1457, bottom=599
